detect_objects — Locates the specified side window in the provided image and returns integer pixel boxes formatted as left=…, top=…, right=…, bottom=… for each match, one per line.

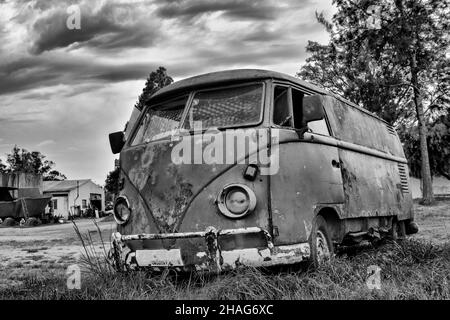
left=131, top=96, right=187, bottom=145
left=291, top=89, right=304, bottom=129
left=307, top=119, right=329, bottom=136
left=273, top=86, right=292, bottom=127
left=302, top=95, right=330, bottom=136
left=124, top=107, right=141, bottom=142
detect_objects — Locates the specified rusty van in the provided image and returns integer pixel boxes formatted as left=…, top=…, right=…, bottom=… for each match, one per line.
left=108, top=69, right=418, bottom=272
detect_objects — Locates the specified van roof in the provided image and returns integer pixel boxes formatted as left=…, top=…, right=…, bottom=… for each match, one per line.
left=147, top=69, right=387, bottom=124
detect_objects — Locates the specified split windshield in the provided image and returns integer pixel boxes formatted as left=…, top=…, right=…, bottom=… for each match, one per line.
left=183, top=83, right=263, bottom=130
left=131, top=83, right=263, bottom=145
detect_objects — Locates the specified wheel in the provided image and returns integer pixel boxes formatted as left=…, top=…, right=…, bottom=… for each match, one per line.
left=2, top=217, right=16, bottom=227
left=309, top=215, right=334, bottom=268
left=25, top=217, right=41, bottom=227
left=398, top=221, right=406, bottom=239
left=388, top=220, right=398, bottom=241
left=388, top=219, right=406, bottom=241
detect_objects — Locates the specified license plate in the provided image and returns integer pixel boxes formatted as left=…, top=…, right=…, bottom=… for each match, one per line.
left=135, top=249, right=184, bottom=267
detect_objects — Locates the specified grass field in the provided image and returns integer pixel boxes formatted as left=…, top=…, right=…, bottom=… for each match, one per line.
left=0, top=200, right=449, bottom=300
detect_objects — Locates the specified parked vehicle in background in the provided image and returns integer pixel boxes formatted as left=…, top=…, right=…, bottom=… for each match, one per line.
left=108, top=69, right=418, bottom=272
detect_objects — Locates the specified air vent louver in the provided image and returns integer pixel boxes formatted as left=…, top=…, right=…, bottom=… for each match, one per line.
left=386, top=124, right=396, bottom=135
left=397, top=163, right=409, bottom=193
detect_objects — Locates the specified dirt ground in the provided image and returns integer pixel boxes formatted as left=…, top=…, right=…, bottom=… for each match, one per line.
left=0, top=218, right=115, bottom=290
left=0, top=201, right=449, bottom=291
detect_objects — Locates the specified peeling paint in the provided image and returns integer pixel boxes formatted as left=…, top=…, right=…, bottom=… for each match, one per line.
left=110, top=227, right=309, bottom=272
left=303, top=220, right=312, bottom=239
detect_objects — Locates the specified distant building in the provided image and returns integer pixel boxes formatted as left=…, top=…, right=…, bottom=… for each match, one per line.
left=43, top=179, right=105, bottom=218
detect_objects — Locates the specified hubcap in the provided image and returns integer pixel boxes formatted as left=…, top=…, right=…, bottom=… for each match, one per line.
left=316, top=230, right=330, bottom=263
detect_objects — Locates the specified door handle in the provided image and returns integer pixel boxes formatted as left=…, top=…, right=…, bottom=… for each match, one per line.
left=331, top=159, right=340, bottom=168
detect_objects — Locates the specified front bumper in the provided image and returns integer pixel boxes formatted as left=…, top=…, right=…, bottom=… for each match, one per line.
left=111, top=226, right=310, bottom=272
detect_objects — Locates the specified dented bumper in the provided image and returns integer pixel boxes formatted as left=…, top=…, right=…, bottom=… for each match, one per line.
left=111, top=227, right=310, bottom=272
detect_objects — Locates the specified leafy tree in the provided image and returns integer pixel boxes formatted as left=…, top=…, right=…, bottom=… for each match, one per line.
left=105, top=166, right=120, bottom=196
left=134, top=66, right=174, bottom=111
left=3, top=145, right=66, bottom=180
left=298, top=0, right=449, bottom=204
left=6, top=145, right=54, bottom=174
left=123, top=66, right=174, bottom=136
left=43, top=170, right=67, bottom=181
left=399, top=112, right=450, bottom=179
left=0, top=159, right=6, bottom=172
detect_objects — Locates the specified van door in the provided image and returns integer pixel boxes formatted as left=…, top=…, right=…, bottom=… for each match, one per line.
left=270, top=90, right=344, bottom=245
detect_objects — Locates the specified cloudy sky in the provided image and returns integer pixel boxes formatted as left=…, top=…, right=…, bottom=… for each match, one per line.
left=0, top=0, right=335, bottom=185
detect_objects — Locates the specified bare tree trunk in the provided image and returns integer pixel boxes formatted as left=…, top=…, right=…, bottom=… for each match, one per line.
left=411, top=55, right=434, bottom=205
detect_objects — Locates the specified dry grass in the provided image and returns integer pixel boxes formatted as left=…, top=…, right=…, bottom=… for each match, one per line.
left=1, top=201, right=449, bottom=300
left=1, top=237, right=448, bottom=300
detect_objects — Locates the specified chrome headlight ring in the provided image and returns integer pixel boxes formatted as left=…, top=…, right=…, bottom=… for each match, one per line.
left=217, top=184, right=257, bottom=219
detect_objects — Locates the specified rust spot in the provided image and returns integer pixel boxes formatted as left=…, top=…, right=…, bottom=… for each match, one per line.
left=340, top=163, right=357, bottom=204
left=205, top=227, right=220, bottom=271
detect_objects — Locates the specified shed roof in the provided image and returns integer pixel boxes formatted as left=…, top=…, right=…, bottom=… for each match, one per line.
left=43, top=179, right=91, bottom=193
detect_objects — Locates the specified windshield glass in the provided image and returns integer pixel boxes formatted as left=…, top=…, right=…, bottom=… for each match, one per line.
left=131, top=96, right=187, bottom=145
left=183, top=83, right=263, bottom=130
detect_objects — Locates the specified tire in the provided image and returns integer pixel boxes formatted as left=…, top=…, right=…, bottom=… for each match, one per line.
left=388, top=220, right=398, bottom=241
left=2, top=217, right=16, bottom=227
left=388, top=219, right=406, bottom=241
left=309, top=215, right=334, bottom=268
left=25, top=217, right=41, bottom=227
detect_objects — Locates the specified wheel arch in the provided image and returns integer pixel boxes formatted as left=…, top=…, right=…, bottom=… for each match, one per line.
left=314, top=205, right=343, bottom=243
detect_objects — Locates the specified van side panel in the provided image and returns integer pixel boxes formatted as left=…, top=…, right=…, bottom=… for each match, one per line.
left=339, top=150, right=413, bottom=220
left=270, top=129, right=345, bottom=245
left=323, top=96, right=405, bottom=158
left=323, top=96, right=413, bottom=221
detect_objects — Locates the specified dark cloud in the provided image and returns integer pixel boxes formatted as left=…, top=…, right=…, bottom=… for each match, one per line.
left=155, top=0, right=280, bottom=21
left=166, top=43, right=308, bottom=80
left=18, top=83, right=105, bottom=99
left=62, top=83, right=106, bottom=97
left=30, top=2, right=158, bottom=54
left=20, top=91, right=53, bottom=100
left=0, top=0, right=325, bottom=97
left=195, top=43, right=306, bottom=66
left=0, top=38, right=307, bottom=96
left=31, top=0, right=63, bottom=11
left=242, top=22, right=325, bottom=43
left=0, top=55, right=156, bottom=95
left=242, top=28, right=282, bottom=42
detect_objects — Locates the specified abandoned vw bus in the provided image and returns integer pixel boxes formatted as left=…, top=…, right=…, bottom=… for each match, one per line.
left=108, top=69, right=418, bottom=272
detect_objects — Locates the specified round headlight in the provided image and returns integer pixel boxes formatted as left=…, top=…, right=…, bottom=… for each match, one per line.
left=217, top=184, right=256, bottom=219
left=114, top=197, right=131, bottom=225
left=226, top=189, right=250, bottom=214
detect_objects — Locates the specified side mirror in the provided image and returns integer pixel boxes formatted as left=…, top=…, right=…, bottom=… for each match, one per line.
left=302, top=95, right=325, bottom=124
left=109, top=131, right=125, bottom=154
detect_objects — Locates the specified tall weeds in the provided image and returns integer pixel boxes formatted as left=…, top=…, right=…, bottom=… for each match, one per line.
left=3, top=225, right=449, bottom=300
left=72, top=219, right=115, bottom=277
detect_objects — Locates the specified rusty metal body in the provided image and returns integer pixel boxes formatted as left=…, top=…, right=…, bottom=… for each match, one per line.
left=110, top=69, right=414, bottom=272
